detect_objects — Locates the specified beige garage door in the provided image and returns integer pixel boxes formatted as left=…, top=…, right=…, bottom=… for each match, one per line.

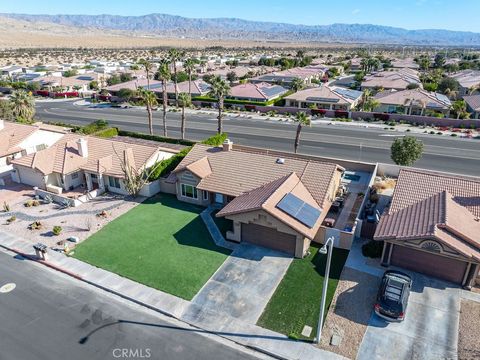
left=391, top=245, right=467, bottom=284
left=241, top=223, right=296, bottom=255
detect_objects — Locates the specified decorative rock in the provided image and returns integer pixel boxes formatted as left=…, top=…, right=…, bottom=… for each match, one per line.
left=68, top=236, right=79, bottom=243
left=301, top=325, right=312, bottom=337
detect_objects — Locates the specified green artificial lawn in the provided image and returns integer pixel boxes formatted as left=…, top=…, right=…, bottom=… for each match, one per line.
left=74, top=194, right=231, bottom=300
left=257, top=244, right=349, bottom=341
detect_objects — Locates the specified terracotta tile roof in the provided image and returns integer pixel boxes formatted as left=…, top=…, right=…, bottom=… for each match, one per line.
left=463, top=94, right=480, bottom=112
left=218, top=173, right=323, bottom=239
left=362, top=69, right=421, bottom=90
left=375, top=169, right=480, bottom=261
left=174, top=143, right=343, bottom=209
left=0, top=122, right=38, bottom=157
left=389, top=169, right=480, bottom=218
left=285, top=85, right=362, bottom=105
left=229, top=82, right=288, bottom=101
left=374, top=88, right=451, bottom=109
left=186, top=156, right=212, bottom=179
left=11, top=134, right=166, bottom=178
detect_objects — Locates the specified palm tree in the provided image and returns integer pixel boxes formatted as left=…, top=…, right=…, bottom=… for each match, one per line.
left=403, top=98, right=413, bottom=115
left=183, top=58, right=196, bottom=96
left=138, top=89, right=158, bottom=135
left=361, top=89, right=372, bottom=111
left=168, top=48, right=184, bottom=106
left=290, top=77, right=305, bottom=92
left=156, top=60, right=171, bottom=137
left=10, top=90, right=35, bottom=122
left=293, top=112, right=311, bottom=154
left=468, top=86, right=479, bottom=96
left=139, top=59, right=154, bottom=90
left=208, top=76, right=230, bottom=134
left=178, top=93, right=192, bottom=140
left=444, top=87, right=458, bottom=100
left=452, top=100, right=467, bottom=119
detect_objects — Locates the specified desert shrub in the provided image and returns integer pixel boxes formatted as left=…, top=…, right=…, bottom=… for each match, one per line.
left=362, top=240, right=383, bottom=258
left=29, top=221, right=43, bottom=230
left=6, top=215, right=16, bottom=224
left=3, top=201, right=10, bottom=212
left=52, top=226, right=62, bottom=236
left=201, top=133, right=228, bottom=146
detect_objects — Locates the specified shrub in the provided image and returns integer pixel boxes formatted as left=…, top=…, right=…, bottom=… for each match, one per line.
left=202, top=133, right=228, bottom=146
left=29, top=221, right=43, bottom=230
left=3, top=201, right=10, bottom=212
left=117, top=130, right=195, bottom=146
left=94, top=127, right=118, bottom=138
left=79, top=119, right=109, bottom=135
left=6, top=215, right=16, bottom=224
left=148, top=148, right=191, bottom=181
left=362, top=240, right=383, bottom=258
left=24, top=199, right=39, bottom=207
left=52, top=226, right=62, bottom=236
left=334, top=110, right=349, bottom=118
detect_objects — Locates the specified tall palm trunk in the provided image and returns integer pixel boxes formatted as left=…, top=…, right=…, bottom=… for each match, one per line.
left=147, top=104, right=153, bottom=135
left=146, top=70, right=150, bottom=90
left=188, top=72, right=192, bottom=96
left=217, top=97, right=224, bottom=134
left=294, top=123, right=302, bottom=153
left=181, top=105, right=186, bottom=140
left=174, top=64, right=179, bottom=107
left=162, top=83, right=168, bottom=137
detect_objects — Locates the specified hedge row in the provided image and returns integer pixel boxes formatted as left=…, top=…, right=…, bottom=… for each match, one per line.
left=117, top=130, right=196, bottom=146
left=94, top=127, right=118, bottom=138
left=201, top=132, right=228, bottom=146
left=148, top=147, right=191, bottom=181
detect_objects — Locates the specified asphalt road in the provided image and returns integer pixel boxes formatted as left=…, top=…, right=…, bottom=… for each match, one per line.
left=0, top=251, right=268, bottom=360
left=35, top=101, right=480, bottom=176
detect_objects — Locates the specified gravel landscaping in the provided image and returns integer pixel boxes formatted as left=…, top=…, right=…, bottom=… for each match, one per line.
left=319, top=266, right=381, bottom=359
left=458, top=299, right=480, bottom=360
left=0, top=192, right=143, bottom=248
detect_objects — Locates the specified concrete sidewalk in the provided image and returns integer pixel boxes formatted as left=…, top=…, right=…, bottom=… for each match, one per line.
left=0, top=230, right=345, bottom=360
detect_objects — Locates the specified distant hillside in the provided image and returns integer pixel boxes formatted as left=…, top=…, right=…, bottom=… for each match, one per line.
left=2, top=13, right=480, bottom=46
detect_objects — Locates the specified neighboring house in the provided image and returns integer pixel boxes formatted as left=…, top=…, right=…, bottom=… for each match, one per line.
left=206, top=66, right=276, bottom=80
left=228, top=82, right=288, bottom=103
left=449, top=70, right=480, bottom=96
left=0, top=120, right=66, bottom=173
left=361, top=68, right=421, bottom=91
left=250, top=65, right=327, bottom=87
left=34, top=74, right=102, bottom=93
left=374, top=169, right=480, bottom=288
left=390, top=58, right=420, bottom=70
left=10, top=134, right=182, bottom=198
left=463, top=94, right=480, bottom=119
left=153, top=80, right=212, bottom=98
left=373, top=88, right=451, bottom=116
left=170, top=140, right=345, bottom=258
left=284, top=85, right=363, bottom=111
left=105, top=78, right=163, bottom=94
left=1, top=65, right=23, bottom=77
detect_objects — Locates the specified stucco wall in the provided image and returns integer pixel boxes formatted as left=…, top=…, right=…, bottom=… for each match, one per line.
left=14, top=165, right=45, bottom=188
left=175, top=170, right=211, bottom=206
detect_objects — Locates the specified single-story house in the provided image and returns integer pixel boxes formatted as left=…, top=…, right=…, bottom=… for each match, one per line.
left=374, top=169, right=480, bottom=288
left=390, top=58, right=420, bottom=70
left=0, top=120, right=66, bottom=173
left=10, top=134, right=182, bottom=198
left=284, top=85, right=363, bottom=111
left=250, top=65, right=327, bottom=87
left=105, top=78, right=163, bottom=94
left=34, top=74, right=103, bottom=93
left=1, top=65, right=24, bottom=77
left=228, top=82, right=288, bottom=103
left=449, top=70, right=480, bottom=96
left=361, top=68, right=421, bottom=91
left=463, top=94, right=480, bottom=119
left=170, top=140, right=345, bottom=258
left=152, top=80, right=212, bottom=98
left=373, top=88, right=452, bottom=116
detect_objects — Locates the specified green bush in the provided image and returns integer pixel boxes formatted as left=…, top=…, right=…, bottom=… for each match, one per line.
left=148, top=148, right=191, bottom=181
left=79, top=120, right=109, bottom=135
left=94, top=127, right=118, bottom=138
left=52, top=226, right=62, bottom=236
left=117, top=130, right=195, bottom=146
left=361, top=240, right=383, bottom=258
left=201, top=133, right=228, bottom=146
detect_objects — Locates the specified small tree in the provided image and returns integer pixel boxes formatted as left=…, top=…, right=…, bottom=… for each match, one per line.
left=178, top=92, right=191, bottom=140
left=293, top=112, right=311, bottom=154
left=391, top=136, right=424, bottom=166
left=290, top=78, right=305, bottom=92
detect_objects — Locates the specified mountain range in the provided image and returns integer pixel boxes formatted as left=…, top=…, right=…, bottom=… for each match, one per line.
left=2, top=13, right=480, bottom=46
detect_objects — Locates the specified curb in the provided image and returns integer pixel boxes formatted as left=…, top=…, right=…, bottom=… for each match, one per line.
left=0, top=243, right=292, bottom=360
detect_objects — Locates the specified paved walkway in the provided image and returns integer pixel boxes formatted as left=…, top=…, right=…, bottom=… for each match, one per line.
left=0, top=230, right=344, bottom=360
left=189, top=244, right=292, bottom=323
left=200, top=205, right=237, bottom=251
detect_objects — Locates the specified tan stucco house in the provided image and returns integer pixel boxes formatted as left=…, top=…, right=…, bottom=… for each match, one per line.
left=374, top=169, right=480, bottom=288
left=171, top=140, right=344, bottom=257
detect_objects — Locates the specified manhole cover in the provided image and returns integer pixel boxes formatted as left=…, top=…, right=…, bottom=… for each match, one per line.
left=0, top=283, right=16, bottom=293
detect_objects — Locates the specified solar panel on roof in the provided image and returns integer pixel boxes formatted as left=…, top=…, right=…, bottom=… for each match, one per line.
left=276, top=193, right=321, bottom=229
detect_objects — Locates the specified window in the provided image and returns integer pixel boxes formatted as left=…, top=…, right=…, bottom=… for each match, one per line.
left=202, top=191, right=209, bottom=201
left=91, top=173, right=97, bottom=179
left=181, top=184, right=198, bottom=199
left=108, top=176, right=121, bottom=188
left=71, top=172, right=79, bottom=179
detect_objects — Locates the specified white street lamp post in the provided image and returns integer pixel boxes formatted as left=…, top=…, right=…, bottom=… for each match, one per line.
left=315, top=236, right=335, bottom=345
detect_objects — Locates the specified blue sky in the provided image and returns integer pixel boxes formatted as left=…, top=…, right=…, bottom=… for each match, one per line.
left=2, top=0, right=480, bottom=32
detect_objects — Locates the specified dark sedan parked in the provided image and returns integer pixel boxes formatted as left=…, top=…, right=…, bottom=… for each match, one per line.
left=374, top=270, right=412, bottom=322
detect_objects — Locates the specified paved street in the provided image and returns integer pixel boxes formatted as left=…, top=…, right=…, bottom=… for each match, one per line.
left=35, top=101, right=480, bottom=177
left=0, top=250, right=268, bottom=360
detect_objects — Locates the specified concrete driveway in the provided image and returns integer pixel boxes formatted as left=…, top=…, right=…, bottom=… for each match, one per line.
left=357, top=271, right=460, bottom=360
left=187, top=243, right=292, bottom=323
